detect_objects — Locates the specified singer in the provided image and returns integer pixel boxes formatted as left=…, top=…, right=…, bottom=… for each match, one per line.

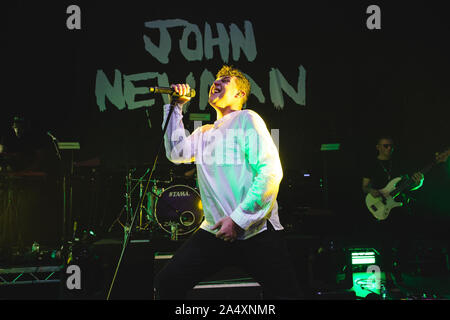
left=154, top=65, right=301, bottom=300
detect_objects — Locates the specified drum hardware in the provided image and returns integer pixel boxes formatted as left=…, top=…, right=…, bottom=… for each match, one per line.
left=165, top=209, right=200, bottom=241
left=169, top=222, right=179, bottom=241
left=108, top=167, right=175, bottom=234
left=110, top=166, right=204, bottom=238
left=146, top=183, right=163, bottom=225
left=136, top=172, right=174, bottom=231
left=107, top=101, right=190, bottom=300
left=165, top=212, right=197, bottom=241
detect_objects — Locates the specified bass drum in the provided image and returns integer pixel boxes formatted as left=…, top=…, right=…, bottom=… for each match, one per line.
left=154, top=185, right=204, bottom=238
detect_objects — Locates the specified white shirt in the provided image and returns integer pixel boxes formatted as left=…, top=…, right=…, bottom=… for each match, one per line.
left=163, top=104, right=284, bottom=240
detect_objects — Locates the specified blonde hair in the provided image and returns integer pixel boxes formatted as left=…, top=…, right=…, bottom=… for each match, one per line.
left=216, top=65, right=251, bottom=105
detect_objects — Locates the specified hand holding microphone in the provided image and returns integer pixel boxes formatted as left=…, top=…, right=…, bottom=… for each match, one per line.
left=169, top=83, right=193, bottom=106
left=149, top=84, right=195, bottom=106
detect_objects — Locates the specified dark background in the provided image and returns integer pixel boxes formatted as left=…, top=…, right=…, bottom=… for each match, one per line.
left=3, top=1, right=450, bottom=246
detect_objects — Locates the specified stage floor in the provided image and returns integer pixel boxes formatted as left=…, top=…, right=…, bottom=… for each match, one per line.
left=1, top=235, right=449, bottom=300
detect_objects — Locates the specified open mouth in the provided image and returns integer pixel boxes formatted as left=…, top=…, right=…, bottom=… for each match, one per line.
left=211, top=85, right=222, bottom=95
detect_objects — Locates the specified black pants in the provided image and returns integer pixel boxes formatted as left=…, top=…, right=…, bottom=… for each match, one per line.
left=154, top=227, right=302, bottom=300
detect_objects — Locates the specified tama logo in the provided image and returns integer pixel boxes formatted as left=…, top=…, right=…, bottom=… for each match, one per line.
left=169, top=191, right=190, bottom=197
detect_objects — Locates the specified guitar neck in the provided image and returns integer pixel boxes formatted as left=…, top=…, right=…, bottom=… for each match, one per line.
left=390, top=161, right=433, bottom=196
left=419, top=160, right=437, bottom=176
left=389, top=148, right=449, bottom=197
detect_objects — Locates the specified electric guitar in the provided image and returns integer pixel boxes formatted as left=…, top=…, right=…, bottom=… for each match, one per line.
left=366, top=149, right=450, bottom=221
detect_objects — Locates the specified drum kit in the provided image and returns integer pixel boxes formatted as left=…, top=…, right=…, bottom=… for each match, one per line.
left=110, top=165, right=204, bottom=242
left=1, top=145, right=204, bottom=247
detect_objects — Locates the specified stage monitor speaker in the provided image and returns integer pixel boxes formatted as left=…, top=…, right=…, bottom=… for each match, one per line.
left=154, top=252, right=263, bottom=300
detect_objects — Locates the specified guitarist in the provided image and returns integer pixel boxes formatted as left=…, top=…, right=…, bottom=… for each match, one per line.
left=361, top=135, right=424, bottom=291
left=362, top=136, right=424, bottom=200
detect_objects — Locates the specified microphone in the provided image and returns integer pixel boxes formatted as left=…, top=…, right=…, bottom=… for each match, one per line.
left=149, top=87, right=196, bottom=97
left=47, top=131, right=58, bottom=141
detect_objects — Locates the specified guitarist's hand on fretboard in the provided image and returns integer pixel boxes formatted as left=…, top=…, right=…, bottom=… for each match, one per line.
left=411, top=172, right=424, bottom=186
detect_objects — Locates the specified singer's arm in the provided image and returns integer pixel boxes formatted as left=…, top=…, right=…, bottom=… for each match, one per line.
left=162, top=84, right=199, bottom=164
left=163, top=104, right=199, bottom=163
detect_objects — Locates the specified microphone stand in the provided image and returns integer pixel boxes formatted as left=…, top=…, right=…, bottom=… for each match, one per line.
left=144, top=108, right=152, bottom=129
left=106, top=101, right=177, bottom=300
left=49, top=136, right=62, bottom=161
left=48, top=135, right=67, bottom=243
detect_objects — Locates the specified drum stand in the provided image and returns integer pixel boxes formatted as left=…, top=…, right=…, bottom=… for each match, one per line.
left=124, top=168, right=153, bottom=232
left=119, top=167, right=171, bottom=233
left=144, top=181, right=167, bottom=230
left=169, top=222, right=179, bottom=241
left=106, top=102, right=178, bottom=300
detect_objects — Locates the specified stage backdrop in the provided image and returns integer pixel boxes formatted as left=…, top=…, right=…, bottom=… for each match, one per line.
left=4, top=1, right=450, bottom=238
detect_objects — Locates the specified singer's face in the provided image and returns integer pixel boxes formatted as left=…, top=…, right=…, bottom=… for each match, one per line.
left=208, top=76, right=242, bottom=109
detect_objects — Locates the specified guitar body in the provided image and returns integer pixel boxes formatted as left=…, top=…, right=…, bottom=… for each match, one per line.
left=365, top=177, right=403, bottom=221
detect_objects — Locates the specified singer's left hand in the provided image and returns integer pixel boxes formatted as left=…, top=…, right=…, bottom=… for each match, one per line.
left=170, top=83, right=192, bottom=105
left=211, top=217, right=241, bottom=242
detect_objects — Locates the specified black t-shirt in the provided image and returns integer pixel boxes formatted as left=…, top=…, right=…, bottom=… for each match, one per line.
left=362, top=157, right=409, bottom=190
